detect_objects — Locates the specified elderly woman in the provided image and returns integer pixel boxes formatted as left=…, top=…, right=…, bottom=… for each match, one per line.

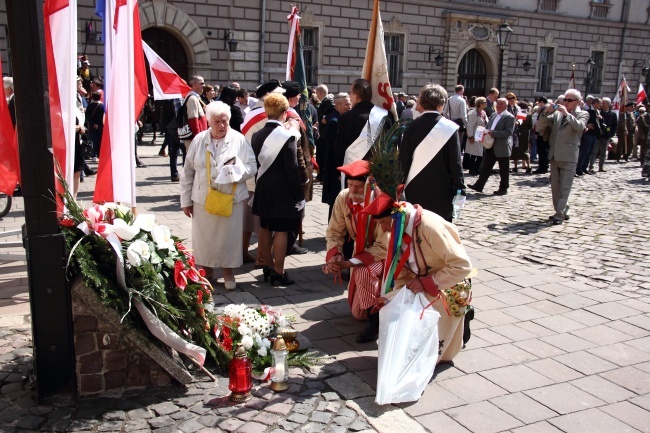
left=251, top=93, right=305, bottom=286
left=466, top=96, right=488, bottom=176
left=180, top=101, right=257, bottom=290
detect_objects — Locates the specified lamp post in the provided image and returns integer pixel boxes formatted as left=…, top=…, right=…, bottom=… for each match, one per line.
left=496, top=23, right=514, bottom=91
left=585, top=57, right=595, bottom=93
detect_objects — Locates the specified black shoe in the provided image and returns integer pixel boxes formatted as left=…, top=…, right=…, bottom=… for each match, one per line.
left=262, top=266, right=272, bottom=282
left=463, top=305, right=474, bottom=348
left=552, top=218, right=563, bottom=225
left=599, top=168, right=607, bottom=172
left=467, top=184, right=483, bottom=193
left=533, top=169, right=548, bottom=174
left=468, top=171, right=480, bottom=176
left=171, top=175, right=179, bottom=182
left=493, top=189, right=507, bottom=196
left=84, top=166, right=97, bottom=176
left=269, top=269, right=294, bottom=286
left=356, top=313, right=379, bottom=343
left=525, top=168, right=532, bottom=174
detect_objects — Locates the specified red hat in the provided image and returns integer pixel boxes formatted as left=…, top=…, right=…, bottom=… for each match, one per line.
left=337, top=160, right=370, bottom=181
left=362, top=193, right=397, bottom=218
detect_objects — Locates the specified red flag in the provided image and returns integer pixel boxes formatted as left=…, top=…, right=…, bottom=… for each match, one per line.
left=0, top=65, right=19, bottom=196
left=44, top=0, right=77, bottom=208
left=636, top=83, right=647, bottom=106
left=567, top=69, right=576, bottom=91
left=94, top=0, right=148, bottom=205
left=142, top=41, right=190, bottom=100
left=612, top=76, right=630, bottom=112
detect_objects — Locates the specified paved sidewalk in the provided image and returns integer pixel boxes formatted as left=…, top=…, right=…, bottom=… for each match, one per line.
left=0, top=136, right=649, bottom=432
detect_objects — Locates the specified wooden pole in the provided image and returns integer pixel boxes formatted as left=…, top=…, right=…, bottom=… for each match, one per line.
left=363, top=0, right=379, bottom=82
left=5, top=0, right=76, bottom=401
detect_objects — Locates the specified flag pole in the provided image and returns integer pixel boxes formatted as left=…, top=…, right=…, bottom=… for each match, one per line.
left=363, top=0, right=379, bottom=82
left=623, top=77, right=628, bottom=155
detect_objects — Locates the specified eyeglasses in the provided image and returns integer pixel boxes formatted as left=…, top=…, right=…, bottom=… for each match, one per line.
left=507, top=97, right=515, bottom=100
left=564, top=98, right=578, bottom=102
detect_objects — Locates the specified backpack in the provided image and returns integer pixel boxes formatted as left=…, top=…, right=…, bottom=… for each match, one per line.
left=177, top=96, right=193, bottom=140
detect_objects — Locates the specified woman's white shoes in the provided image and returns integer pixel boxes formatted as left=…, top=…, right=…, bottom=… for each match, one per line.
left=224, top=280, right=237, bottom=291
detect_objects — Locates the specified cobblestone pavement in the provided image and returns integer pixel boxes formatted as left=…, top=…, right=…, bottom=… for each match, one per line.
left=0, top=137, right=649, bottom=432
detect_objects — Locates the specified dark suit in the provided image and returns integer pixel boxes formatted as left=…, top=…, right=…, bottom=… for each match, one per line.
left=473, top=110, right=515, bottom=193
left=399, top=112, right=465, bottom=222
left=251, top=122, right=304, bottom=222
left=7, top=95, right=15, bottom=126
left=321, top=109, right=342, bottom=208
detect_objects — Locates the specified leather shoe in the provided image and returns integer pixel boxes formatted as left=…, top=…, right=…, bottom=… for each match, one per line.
left=599, top=168, right=607, bottom=172
left=467, top=184, right=483, bottom=193
left=84, top=167, right=97, bottom=176
left=171, top=175, right=179, bottom=182
left=552, top=218, right=563, bottom=225
left=493, top=189, right=507, bottom=196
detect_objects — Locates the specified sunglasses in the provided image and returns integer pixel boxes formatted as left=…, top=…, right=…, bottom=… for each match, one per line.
left=507, top=97, right=515, bottom=100
left=564, top=98, right=578, bottom=102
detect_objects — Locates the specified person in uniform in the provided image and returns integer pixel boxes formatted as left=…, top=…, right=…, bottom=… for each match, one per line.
left=616, top=102, right=637, bottom=162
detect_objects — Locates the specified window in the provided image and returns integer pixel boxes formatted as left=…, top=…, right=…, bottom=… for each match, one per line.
left=301, top=27, right=318, bottom=87
left=477, top=0, right=497, bottom=4
left=590, top=1, right=612, bottom=18
left=586, top=51, right=604, bottom=94
left=538, top=0, right=558, bottom=12
left=384, top=34, right=403, bottom=87
left=536, top=47, right=554, bottom=93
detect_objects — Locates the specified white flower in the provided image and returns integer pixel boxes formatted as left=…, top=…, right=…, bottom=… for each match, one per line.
left=133, top=213, right=156, bottom=232
left=103, top=202, right=118, bottom=210
left=151, top=225, right=175, bottom=250
left=257, top=346, right=267, bottom=357
left=241, top=335, right=254, bottom=350
left=238, top=324, right=252, bottom=336
left=112, top=218, right=140, bottom=241
left=261, top=338, right=271, bottom=349
left=126, top=240, right=151, bottom=267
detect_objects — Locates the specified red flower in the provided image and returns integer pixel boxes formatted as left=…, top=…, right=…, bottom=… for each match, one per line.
left=197, top=290, right=203, bottom=304
left=174, top=260, right=187, bottom=290
left=60, top=217, right=75, bottom=227
left=223, top=337, right=233, bottom=352
left=186, top=266, right=201, bottom=283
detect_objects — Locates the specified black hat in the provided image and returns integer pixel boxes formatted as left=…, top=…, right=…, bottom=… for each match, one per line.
left=281, top=81, right=301, bottom=98
left=625, top=101, right=636, bottom=107
left=255, top=79, right=281, bottom=98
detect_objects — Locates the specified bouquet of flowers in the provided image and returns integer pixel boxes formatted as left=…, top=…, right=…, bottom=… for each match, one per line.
left=213, top=304, right=289, bottom=372
left=443, top=279, right=473, bottom=317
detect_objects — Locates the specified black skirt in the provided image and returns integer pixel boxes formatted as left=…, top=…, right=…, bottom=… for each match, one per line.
left=259, top=217, right=299, bottom=232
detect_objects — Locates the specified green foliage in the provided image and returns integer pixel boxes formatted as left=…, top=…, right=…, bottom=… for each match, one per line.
left=369, top=117, right=411, bottom=200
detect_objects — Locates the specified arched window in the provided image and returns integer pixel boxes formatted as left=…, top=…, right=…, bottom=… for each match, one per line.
left=458, top=49, right=487, bottom=98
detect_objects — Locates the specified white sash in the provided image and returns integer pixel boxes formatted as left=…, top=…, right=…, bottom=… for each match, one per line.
left=257, top=125, right=293, bottom=181
left=343, top=106, right=388, bottom=165
left=406, top=116, right=459, bottom=186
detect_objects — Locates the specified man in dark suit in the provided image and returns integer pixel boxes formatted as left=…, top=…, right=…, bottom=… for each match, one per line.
left=468, top=98, right=515, bottom=195
left=399, top=84, right=465, bottom=222
left=484, top=87, right=499, bottom=118
left=322, top=92, right=352, bottom=219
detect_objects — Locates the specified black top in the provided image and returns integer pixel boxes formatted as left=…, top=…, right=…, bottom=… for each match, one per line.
left=251, top=122, right=305, bottom=220
left=321, top=110, right=342, bottom=205
left=399, top=112, right=465, bottom=222
left=86, top=101, right=105, bottom=129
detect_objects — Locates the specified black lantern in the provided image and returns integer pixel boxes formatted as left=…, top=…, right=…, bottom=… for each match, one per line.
left=224, top=30, right=238, bottom=53
left=516, top=53, right=532, bottom=72
left=496, top=22, right=514, bottom=90
left=428, top=47, right=444, bottom=67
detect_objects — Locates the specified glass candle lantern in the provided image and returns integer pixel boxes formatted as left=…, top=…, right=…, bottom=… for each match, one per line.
left=270, top=335, right=289, bottom=392
left=229, top=343, right=252, bottom=403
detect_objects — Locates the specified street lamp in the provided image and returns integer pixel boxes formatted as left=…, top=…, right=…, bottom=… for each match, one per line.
left=585, top=57, right=595, bottom=92
left=496, top=23, right=514, bottom=91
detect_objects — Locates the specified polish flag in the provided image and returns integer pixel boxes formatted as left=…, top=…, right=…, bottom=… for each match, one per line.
left=94, top=0, right=148, bottom=206
left=44, top=0, right=77, bottom=206
left=142, top=42, right=191, bottom=100
left=636, top=83, right=647, bottom=106
left=0, top=60, right=19, bottom=196
left=361, top=0, right=397, bottom=120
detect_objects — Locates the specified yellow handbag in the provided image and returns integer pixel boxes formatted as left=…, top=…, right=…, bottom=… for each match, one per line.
left=204, top=151, right=236, bottom=217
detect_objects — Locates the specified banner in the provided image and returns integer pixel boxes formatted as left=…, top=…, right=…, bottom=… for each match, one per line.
left=94, top=0, right=148, bottom=206
left=612, top=76, right=630, bottom=112
left=142, top=41, right=191, bottom=100
left=361, top=0, right=397, bottom=120
left=44, top=0, right=77, bottom=208
left=636, top=83, right=647, bottom=106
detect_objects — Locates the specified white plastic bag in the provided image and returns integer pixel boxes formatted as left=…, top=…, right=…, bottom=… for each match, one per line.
left=375, top=287, right=441, bottom=405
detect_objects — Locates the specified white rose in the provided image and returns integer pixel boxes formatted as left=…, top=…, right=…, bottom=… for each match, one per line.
left=257, top=346, right=267, bottom=357
left=238, top=324, right=252, bottom=336
left=133, top=213, right=156, bottom=232
left=262, top=338, right=271, bottom=349
left=112, top=218, right=140, bottom=241
left=126, top=240, right=150, bottom=267
left=241, top=335, right=254, bottom=350
left=151, top=225, right=175, bottom=250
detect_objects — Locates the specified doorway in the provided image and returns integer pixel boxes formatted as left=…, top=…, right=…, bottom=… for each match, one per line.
left=141, top=27, right=189, bottom=90
left=457, top=49, right=487, bottom=98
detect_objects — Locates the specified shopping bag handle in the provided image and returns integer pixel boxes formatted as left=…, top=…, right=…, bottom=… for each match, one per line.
left=419, top=292, right=450, bottom=320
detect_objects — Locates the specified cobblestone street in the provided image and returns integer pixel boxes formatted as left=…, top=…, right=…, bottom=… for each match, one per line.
left=0, top=138, right=649, bottom=433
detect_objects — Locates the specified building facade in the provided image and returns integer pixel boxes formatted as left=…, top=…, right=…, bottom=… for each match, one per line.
left=1, top=0, right=650, bottom=101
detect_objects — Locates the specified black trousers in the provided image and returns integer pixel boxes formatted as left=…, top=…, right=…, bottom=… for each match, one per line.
left=474, top=148, right=509, bottom=191
left=537, top=137, right=550, bottom=172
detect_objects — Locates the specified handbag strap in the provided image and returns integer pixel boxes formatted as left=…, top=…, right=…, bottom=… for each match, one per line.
left=205, top=151, right=237, bottom=195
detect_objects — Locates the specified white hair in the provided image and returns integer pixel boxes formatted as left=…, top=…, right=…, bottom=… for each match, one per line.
left=334, top=92, right=349, bottom=103
left=315, top=84, right=328, bottom=94
left=564, top=89, right=582, bottom=101
left=602, top=97, right=612, bottom=104
left=205, top=101, right=231, bottom=121
left=3, top=77, right=13, bottom=90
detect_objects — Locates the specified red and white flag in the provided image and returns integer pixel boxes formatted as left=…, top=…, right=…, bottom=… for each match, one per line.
left=0, top=61, right=19, bottom=196
left=361, top=0, right=397, bottom=120
left=142, top=42, right=190, bottom=100
left=636, top=83, right=647, bottom=106
left=44, top=0, right=77, bottom=207
left=612, top=76, right=630, bottom=112
left=567, top=69, right=576, bottom=91
left=94, top=0, right=148, bottom=206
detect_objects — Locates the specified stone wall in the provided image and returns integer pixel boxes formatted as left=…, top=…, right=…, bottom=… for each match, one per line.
left=71, top=280, right=193, bottom=396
